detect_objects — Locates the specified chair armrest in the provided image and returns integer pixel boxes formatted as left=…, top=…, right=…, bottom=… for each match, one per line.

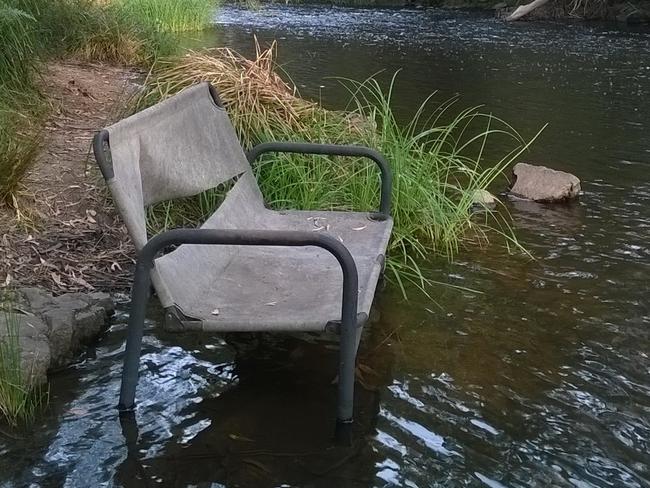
left=246, top=141, right=392, bottom=219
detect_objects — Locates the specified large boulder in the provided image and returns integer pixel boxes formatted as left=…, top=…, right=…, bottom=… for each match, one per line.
left=509, top=163, right=580, bottom=202
left=1, top=288, right=115, bottom=385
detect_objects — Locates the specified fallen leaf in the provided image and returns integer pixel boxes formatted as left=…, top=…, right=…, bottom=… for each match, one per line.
left=51, top=272, right=64, bottom=287
left=357, top=363, right=378, bottom=376
left=242, top=459, right=271, bottom=474
left=70, top=275, right=94, bottom=290
left=228, top=433, right=256, bottom=442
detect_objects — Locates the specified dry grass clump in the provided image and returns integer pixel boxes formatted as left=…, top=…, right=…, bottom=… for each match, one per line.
left=140, top=40, right=325, bottom=146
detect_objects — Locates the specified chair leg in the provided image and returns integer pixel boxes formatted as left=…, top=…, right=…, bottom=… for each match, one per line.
left=335, top=340, right=355, bottom=446
left=335, top=303, right=360, bottom=446
left=118, top=262, right=152, bottom=412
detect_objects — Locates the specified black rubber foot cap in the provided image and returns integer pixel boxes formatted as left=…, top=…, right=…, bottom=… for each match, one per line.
left=335, top=419, right=353, bottom=446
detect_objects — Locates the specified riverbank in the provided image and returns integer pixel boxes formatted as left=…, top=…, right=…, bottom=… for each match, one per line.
left=0, top=0, right=221, bottom=202
left=1, top=0, right=537, bottom=430
left=268, top=0, right=650, bottom=22
left=0, top=35, right=532, bottom=427
left=0, top=61, right=137, bottom=427
left=0, top=62, right=137, bottom=294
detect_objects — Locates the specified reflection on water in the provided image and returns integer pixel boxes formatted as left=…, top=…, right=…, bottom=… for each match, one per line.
left=1, top=306, right=396, bottom=487
left=2, top=5, right=650, bottom=487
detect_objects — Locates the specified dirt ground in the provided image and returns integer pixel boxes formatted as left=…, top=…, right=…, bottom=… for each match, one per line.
left=0, top=61, right=141, bottom=294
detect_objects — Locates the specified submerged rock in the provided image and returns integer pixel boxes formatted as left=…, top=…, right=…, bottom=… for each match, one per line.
left=616, top=9, right=650, bottom=24
left=0, top=288, right=114, bottom=385
left=508, top=163, right=581, bottom=202
left=470, top=189, right=498, bottom=211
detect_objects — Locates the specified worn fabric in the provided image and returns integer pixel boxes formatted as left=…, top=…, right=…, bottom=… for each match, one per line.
left=102, top=82, right=393, bottom=332
left=105, top=82, right=250, bottom=249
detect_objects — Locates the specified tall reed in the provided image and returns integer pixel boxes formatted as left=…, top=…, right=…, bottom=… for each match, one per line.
left=0, top=2, right=37, bottom=90
left=116, top=0, right=218, bottom=33
left=0, top=300, right=47, bottom=427
left=0, top=0, right=179, bottom=198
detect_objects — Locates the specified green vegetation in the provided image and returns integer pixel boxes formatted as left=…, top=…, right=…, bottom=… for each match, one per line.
left=0, top=0, right=217, bottom=422
left=141, top=44, right=536, bottom=291
left=0, top=3, right=37, bottom=90
left=116, top=0, right=219, bottom=33
left=0, top=99, right=44, bottom=202
left=0, top=301, right=47, bottom=427
left=0, top=0, right=217, bottom=199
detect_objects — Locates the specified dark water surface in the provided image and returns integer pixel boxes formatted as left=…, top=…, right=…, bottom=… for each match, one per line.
left=2, top=5, right=650, bottom=487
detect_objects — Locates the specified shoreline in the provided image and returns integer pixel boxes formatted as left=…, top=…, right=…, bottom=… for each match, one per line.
left=252, top=0, right=650, bottom=23
left=0, top=61, right=138, bottom=295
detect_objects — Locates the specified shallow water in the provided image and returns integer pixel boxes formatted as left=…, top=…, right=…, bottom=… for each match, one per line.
left=2, top=5, right=650, bottom=487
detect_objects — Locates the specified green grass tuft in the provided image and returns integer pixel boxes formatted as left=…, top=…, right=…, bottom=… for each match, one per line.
left=0, top=94, right=46, bottom=201
left=0, top=0, right=188, bottom=198
left=116, top=0, right=219, bottom=33
left=0, top=2, right=37, bottom=90
left=0, top=297, right=48, bottom=427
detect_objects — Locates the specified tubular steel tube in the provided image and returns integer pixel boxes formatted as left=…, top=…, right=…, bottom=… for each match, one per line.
left=117, top=259, right=152, bottom=412
left=117, top=228, right=359, bottom=440
left=246, top=141, right=392, bottom=218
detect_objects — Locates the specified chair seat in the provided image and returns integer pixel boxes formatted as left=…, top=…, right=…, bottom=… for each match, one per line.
left=153, top=200, right=393, bottom=332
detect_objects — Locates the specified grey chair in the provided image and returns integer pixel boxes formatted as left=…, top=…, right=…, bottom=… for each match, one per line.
left=93, top=82, right=393, bottom=442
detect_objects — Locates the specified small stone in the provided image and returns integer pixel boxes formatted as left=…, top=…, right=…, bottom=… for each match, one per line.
left=509, top=163, right=581, bottom=202
left=3, top=288, right=115, bottom=386
left=470, top=189, right=498, bottom=211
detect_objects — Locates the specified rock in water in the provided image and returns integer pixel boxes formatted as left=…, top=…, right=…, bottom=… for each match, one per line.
left=509, top=163, right=580, bottom=202
left=0, top=288, right=115, bottom=386
left=616, top=9, right=650, bottom=24
left=470, top=189, right=498, bottom=211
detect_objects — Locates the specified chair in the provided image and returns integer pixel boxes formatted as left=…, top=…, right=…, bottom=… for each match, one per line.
left=92, top=82, right=393, bottom=442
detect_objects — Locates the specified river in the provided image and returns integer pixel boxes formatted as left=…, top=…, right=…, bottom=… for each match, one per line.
left=1, top=4, right=649, bottom=487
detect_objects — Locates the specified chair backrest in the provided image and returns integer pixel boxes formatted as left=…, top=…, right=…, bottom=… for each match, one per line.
left=94, top=82, right=256, bottom=249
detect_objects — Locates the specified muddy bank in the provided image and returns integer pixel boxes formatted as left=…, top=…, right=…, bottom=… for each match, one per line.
left=0, top=62, right=139, bottom=295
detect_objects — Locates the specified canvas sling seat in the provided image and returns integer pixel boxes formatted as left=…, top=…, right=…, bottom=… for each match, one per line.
left=93, top=82, right=393, bottom=442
